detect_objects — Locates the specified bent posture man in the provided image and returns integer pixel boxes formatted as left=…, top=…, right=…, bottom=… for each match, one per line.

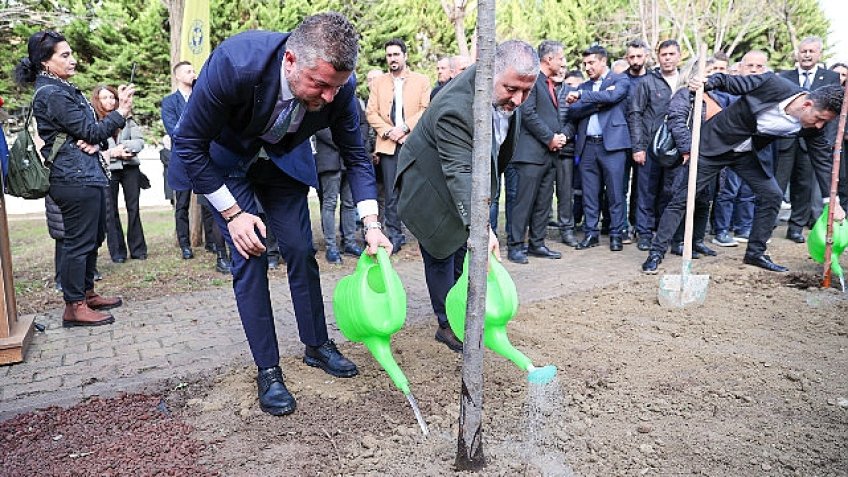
left=642, top=72, right=844, bottom=274
left=395, top=40, right=539, bottom=351
left=172, top=13, right=391, bottom=416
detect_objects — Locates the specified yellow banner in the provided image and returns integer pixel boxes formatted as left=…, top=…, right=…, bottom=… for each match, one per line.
left=179, top=0, right=210, bottom=71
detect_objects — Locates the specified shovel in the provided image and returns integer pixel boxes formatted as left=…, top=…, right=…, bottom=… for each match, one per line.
left=659, top=46, right=710, bottom=308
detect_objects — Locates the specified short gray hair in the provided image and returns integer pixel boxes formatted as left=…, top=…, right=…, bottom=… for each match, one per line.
left=799, top=36, right=824, bottom=51
left=495, top=40, right=540, bottom=77
left=286, top=12, right=359, bottom=71
left=538, top=40, right=563, bottom=61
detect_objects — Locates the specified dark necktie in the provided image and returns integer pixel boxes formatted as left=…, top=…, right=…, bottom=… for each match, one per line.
left=547, top=78, right=558, bottom=107
left=266, top=101, right=301, bottom=144
left=802, top=71, right=812, bottom=90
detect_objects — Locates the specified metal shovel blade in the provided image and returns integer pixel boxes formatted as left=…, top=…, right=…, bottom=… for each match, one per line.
left=658, top=273, right=710, bottom=308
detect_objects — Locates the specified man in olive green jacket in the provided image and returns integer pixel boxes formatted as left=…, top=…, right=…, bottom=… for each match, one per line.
left=395, top=40, right=539, bottom=351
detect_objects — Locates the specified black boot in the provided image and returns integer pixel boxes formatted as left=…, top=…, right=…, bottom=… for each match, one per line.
left=215, top=249, right=231, bottom=274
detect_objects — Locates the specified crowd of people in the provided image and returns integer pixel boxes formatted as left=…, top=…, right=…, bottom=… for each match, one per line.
left=12, top=12, right=846, bottom=418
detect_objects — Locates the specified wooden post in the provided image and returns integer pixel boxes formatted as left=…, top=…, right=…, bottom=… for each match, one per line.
left=455, top=0, right=495, bottom=470
left=189, top=193, right=203, bottom=247
left=822, top=79, right=848, bottom=288
left=0, top=185, right=35, bottom=365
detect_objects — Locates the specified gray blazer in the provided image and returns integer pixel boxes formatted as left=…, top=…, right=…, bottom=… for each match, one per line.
left=107, top=118, right=145, bottom=170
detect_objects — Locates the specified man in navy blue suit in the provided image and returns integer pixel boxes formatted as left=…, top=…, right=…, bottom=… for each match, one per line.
left=565, top=45, right=631, bottom=252
left=171, top=12, right=391, bottom=417
left=161, top=61, right=195, bottom=260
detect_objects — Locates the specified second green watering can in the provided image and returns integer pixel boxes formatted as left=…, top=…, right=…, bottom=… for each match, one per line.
left=807, top=204, right=848, bottom=279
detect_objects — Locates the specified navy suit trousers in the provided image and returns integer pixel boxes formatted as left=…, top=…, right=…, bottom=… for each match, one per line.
left=420, top=244, right=467, bottom=328
left=580, top=141, right=627, bottom=237
left=213, top=160, right=328, bottom=368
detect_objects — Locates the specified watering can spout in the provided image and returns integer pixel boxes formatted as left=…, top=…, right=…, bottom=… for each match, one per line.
left=484, top=326, right=532, bottom=371
left=363, top=337, right=410, bottom=395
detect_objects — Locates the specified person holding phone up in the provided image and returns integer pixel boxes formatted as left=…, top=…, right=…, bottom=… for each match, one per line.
left=92, top=84, right=148, bottom=263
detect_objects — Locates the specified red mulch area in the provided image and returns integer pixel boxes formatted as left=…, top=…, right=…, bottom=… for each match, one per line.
left=0, top=393, right=216, bottom=476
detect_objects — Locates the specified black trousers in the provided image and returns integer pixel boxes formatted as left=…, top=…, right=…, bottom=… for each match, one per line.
left=174, top=189, right=191, bottom=248
left=50, top=184, right=107, bottom=302
left=507, top=161, right=555, bottom=249
left=106, top=166, right=147, bottom=260
left=651, top=151, right=783, bottom=257
left=420, top=244, right=466, bottom=328
left=775, top=138, right=814, bottom=231
left=378, top=148, right=404, bottom=244
left=554, top=154, right=575, bottom=234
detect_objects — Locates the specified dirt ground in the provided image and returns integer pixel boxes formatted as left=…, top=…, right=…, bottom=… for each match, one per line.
left=2, top=238, right=847, bottom=476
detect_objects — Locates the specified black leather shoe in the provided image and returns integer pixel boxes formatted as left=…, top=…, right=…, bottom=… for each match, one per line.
left=93, top=270, right=103, bottom=281
left=507, top=248, right=529, bottom=264
left=637, top=235, right=652, bottom=251
left=304, top=339, right=358, bottom=378
left=181, top=247, right=194, bottom=260
left=204, top=243, right=217, bottom=254
left=786, top=230, right=805, bottom=243
left=112, top=257, right=126, bottom=264
left=642, top=252, right=663, bottom=274
left=343, top=245, right=363, bottom=257
left=435, top=326, right=462, bottom=353
left=257, top=366, right=297, bottom=416
left=561, top=231, right=578, bottom=247
left=575, top=236, right=599, bottom=250
left=693, top=241, right=717, bottom=256
left=609, top=236, right=623, bottom=252
left=391, top=240, right=403, bottom=255
left=743, top=254, right=788, bottom=272
left=527, top=245, right=562, bottom=259
left=268, top=254, right=280, bottom=270
left=215, top=255, right=231, bottom=274
left=132, top=254, right=147, bottom=260
left=670, top=242, right=701, bottom=259
left=326, top=248, right=342, bottom=264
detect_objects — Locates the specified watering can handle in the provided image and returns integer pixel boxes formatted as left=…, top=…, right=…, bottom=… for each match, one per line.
left=375, top=247, right=393, bottom=283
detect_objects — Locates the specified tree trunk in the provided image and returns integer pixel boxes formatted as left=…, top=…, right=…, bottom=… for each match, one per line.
left=455, top=0, right=494, bottom=471
left=164, top=0, right=184, bottom=91
left=442, top=0, right=470, bottom=56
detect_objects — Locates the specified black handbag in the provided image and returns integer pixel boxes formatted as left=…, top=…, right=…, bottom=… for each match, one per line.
left=650, top=116, right=682, bottom=168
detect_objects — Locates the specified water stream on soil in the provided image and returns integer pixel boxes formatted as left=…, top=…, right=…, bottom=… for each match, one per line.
left=522, top=377, right=574, bottom=476
left=406, top=392, right=430, bottom=436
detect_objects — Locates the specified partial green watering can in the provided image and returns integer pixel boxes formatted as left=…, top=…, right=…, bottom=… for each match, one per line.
left=332, top=248, right=428, bottom=435
left=808, top=204, right=848, bottom=289
left=445, top=254, right=557, bottom=385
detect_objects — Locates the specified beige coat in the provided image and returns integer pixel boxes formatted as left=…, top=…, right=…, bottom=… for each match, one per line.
left=366, top=69, right=431, bottom=155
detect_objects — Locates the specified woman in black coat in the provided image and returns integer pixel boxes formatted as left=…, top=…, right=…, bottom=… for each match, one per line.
left=14, top=31, right=129, bottom=327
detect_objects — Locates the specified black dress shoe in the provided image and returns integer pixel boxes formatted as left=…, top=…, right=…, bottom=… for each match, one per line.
left=642, top=252, right=663, bottom=274
left=181, top=247, right=194, bottom=260
left=215, top=256, right=232, bottom=274
left=693, top=241, right=717, bottom=256
left=743, top=254, right=788, bottom=272
left=609, top=236, right=623, bottom=252
left=268, top=254, right=280, bottom=270
left=304, top=339, right=359, bottom=378
left=527, top=245, right=562, bottom=259
left=112, top=257, right=126, bottom=264
left=132, top=254, right=147, bottom=260
left=507, top=248, right=529, bottom=264
left=786, top=230, right=805, bottom=243
left=391, top=240, right=403, bottom=255
left=435, top=326, right=462, bottom=353
left=343, top=245, right=363, bottom=257
left=326, top=248, right=343, bottom=264
left=257, top=366, right=296, bottom=416
left=670, top=243, right=701, bottom=259
left=204, top=243, right=217, bottom=254
left=575, top=236, right=599, bottom=250
left=561, top=231, right=579, bottom=247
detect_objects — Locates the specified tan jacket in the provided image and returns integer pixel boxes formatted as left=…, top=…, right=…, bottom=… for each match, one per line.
left=366, top=69, right=431, bottom=155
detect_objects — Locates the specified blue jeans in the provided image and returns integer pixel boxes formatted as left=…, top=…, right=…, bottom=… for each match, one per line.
left=713, top=167, right=755, bottom=234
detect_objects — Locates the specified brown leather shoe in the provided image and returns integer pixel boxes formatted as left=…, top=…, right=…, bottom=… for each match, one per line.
left=85, top=290, right=123, bottom=310
left=63, top=301, right=115, bottom=327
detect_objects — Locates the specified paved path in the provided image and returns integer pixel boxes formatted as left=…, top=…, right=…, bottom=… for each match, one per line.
left=0, top=238, right=646, bottom=419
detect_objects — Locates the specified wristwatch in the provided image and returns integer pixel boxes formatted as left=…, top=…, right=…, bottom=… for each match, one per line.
left=364, top=221, right=382, bottom=231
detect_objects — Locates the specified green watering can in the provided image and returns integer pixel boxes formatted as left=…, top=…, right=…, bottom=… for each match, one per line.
left=808, top=204, right=848, bottom=282
left=445, top=254, right=557, bottom=385
left=332, top=248, right=428, bottom=435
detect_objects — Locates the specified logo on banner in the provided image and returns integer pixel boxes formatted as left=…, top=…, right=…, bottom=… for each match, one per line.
left=189, top=19, right=204, bottom=55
